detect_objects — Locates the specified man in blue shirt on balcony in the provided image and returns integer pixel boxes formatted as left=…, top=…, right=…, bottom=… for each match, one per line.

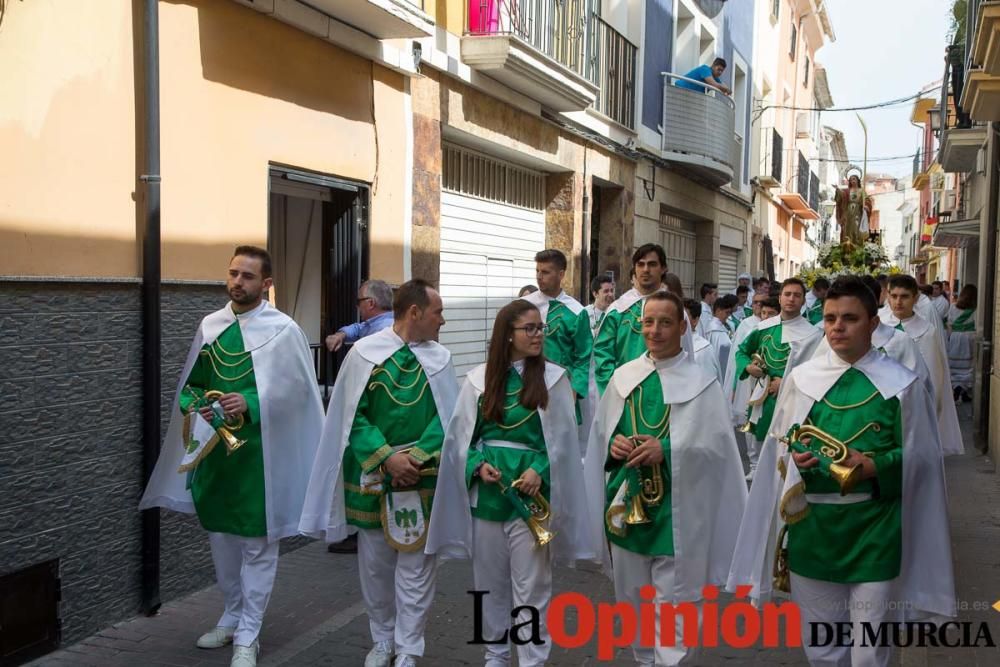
left=676, top=57, right=731, bottom=96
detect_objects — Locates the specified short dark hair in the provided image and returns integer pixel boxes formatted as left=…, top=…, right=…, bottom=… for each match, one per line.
left=754, top=277, right=770, bottom=288
left=918, top=284, right=934, bottom=296
left=876, top=274, right=889, bottom=288
left=714, top=294, right=738, bottom=313
left=632, top=243, right=667, bottom=268
left=932, top=280, right=945, bottom=289
left=643, top=291, right=684, bottom=320
left=762, top=297, right=780, bottom=312
left=813, top=277, right=830, bottom=290
left=233, top=245, right=272, bottom=279
left=535, top=249, right=568, bottom=272
left=888, top=274, right=919, bottom=295
left=780, top=277, right=807, bottom=297
left=682, top=298, right=701, bottom=322
left=700, top=283, right=718, bottom=299
left=860, top=275, right=883, bottom=303
left=827, top=276, right=878, bottom=318
left=590, top=274, right=613, bottom=296
left=393, top=279, right=435, bottom=318
left=736, top=285, right=750, bottom=296
left=712, top=57, right=727, bottom=68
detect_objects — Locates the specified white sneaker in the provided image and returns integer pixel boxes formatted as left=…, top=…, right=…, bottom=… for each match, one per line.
left=196, top=626, right=235, bottom=649
left=230, top=641, right=259, bottom=667
left=394, top=655, right=417, bottom=667
left=365, top=640, right=394, bottom=667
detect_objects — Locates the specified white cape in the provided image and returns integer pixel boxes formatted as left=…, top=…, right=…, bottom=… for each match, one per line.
left=691, top=333, right=722, bottom=384
left=813, top=322, right=934, bottom=401
left=727, top=350, right=956, bottom=620
left=139, top=301, right=324, bottom=542
left=607, top=288, right=695, bottom=356
left=583, top=351, right=748, bottom=601
left=752, top=314, right=823, bottom=409
left=723, top=315, right=760, bottom=425
left=880, top=312, right=963, bottom=457
left=702, top=316, right=732, bottom=383
left=519, top=288, right=584, bottom=319
left=426, top=362, right=598, bottom=564
left=298, top=327, right=459, bottom=541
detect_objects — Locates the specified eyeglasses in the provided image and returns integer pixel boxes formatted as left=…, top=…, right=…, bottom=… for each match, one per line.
left=512, top=324, right=548, bottom=336
left=356, top=296, right=373, bottom=305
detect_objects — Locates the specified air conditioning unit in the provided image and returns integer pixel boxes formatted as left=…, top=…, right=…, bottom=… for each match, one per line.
left=941, top=189, right=957, bottom=215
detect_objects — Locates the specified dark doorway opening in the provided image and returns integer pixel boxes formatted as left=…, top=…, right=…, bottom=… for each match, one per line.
left=268, top=166, right=369, bottom=402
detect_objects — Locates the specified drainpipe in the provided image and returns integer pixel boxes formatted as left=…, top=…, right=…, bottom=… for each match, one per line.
left=976, top=124, right=999, bottom=454
left=139, top=0, right=162, bottom=616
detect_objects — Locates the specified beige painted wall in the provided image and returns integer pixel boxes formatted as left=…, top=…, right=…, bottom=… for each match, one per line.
left=0, top=0, right=139, bottom=277
left=1, top=0, right=408, bottom=282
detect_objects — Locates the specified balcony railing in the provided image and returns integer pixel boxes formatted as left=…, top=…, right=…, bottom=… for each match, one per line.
left=809, top=171, right=820, bottom=213
left=467, top=0, right=593, bottom=78
left=660, top=72, right=737, bottom=186
left=796, top=151, right=809, bottom=198
left=587, top=13, right=637, bottom=129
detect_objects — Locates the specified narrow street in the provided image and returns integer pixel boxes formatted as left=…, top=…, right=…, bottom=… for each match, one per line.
left=32, top=406, right=998, bottom=667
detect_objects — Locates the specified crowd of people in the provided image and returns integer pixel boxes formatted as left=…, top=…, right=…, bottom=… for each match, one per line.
left=139, top=243, right=972, bottom=667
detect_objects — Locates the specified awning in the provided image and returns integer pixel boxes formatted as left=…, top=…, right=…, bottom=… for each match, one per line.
left=777, top=193, right=820, bottom=220
left=933, top=217, right=980, bottom=248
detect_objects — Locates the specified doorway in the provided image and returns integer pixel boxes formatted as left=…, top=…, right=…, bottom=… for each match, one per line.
left=268, top=166, right=369, bottom=398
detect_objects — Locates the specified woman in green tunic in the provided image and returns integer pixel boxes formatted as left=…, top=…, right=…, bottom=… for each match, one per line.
left=948, top=284, right=977, bottom=401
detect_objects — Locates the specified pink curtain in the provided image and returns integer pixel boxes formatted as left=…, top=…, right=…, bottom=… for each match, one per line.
left=468, top=0, right=500, bottom=33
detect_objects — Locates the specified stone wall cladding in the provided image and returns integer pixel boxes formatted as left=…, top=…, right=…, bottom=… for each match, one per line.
left=0, top=280, right=295, bottom=645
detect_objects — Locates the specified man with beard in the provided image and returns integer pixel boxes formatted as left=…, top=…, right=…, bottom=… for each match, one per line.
left=140, top=246, right=324, bottom=667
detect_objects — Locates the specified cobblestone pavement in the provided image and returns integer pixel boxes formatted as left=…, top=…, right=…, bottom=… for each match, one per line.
left=33, top=407, right=1000, bottom=666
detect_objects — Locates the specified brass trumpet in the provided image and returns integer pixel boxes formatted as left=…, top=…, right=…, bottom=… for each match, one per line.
left=779, top=423, right=864, bottom=496
left=773, top=524, right=791, bottom=593
left=498, top=477, right=555, bottom=547
left=623, top=398, right=667, bottom=526
left=201, top=389, right=247, bottom=453
left=624, top=443, right=666, bottom=525
left=738, top=353, right=769, bottom=433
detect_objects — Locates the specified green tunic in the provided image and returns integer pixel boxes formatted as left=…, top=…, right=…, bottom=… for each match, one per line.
left=806, top=299, right=824, bottom=325
left=179, top=319, right=265, bottom=537
left=605, top=371, right=673, bottom=556
left=465, top=368, right=550, bottom=522
left=595, top=299, right=647, bottom=394
left=788, top=369, right=903, bottom=583
left=735, top=323, right=792, bottom=441
left=344, top=346, right=443, bottom=529
left=951, top=308, right=975, bottom=332
left=542, top=299, right=592, bottom=399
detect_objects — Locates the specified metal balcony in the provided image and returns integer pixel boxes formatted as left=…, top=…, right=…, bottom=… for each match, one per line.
left=587, top=13, right=637, bottom=129
left=660, top=72, right=736, bottom=187
left=306, top=0, right=433, bottom=38
left=461, top=0, right=599, bottom=111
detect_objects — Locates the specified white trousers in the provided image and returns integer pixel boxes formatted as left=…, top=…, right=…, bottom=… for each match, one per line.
left=610, top=544, right=700, bottom=666
left=745, top=433, right=761, bottom=468
left=357, top=528, right=438, bottom=656
left=791, top=573, right=899, bottom=667
left=209, top=532, right=280, bottom=647
left=472, top=518, right=552, bottom=667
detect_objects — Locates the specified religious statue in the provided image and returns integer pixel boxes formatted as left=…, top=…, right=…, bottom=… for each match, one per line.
left=835, top=167, right=873, bottom=248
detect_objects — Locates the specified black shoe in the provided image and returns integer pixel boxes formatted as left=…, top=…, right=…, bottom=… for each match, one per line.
left=327, top=534, right=358, bottom=554
left=962, top=389, right=973, bottom=403
left=953, top=387, right=962, bottom=402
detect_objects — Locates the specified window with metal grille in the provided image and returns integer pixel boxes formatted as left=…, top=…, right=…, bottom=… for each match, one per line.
left=789, top=24, right=797, bottom=60
left=771, top=0, right=780, bottom=21
left=659, top=213, right=697, bottom=297
left=442, top=144, right=544, bottom=210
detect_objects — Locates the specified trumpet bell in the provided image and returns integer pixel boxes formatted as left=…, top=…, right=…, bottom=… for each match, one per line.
left=738, top=420, right=753, bottom=433
left=830, top=461, right=864, bottom=496
left=219, top=427, right=247, bottom=454
left=625, top=494, right=651, bottom=525
left=527, top=518, right=555, bottom=546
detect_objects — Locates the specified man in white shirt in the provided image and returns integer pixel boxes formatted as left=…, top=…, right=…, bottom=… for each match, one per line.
left=697, top=283, right=718, bottom=337
left=931, top=280, right=950, bottom=325
left=584, top=274, right=615, bottom=335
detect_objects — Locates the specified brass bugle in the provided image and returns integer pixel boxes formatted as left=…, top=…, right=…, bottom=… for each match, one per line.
left=203, top=390, right=247, bottom=453
left=737, top=354, right=769, bottom=432
left=505, top=478, right=555, bottom=546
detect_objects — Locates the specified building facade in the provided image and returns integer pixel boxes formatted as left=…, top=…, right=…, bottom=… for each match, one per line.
left=749, top=0, right=835, bottom=280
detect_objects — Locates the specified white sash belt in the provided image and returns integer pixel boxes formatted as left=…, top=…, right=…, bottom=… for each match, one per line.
left=479, top=439, right=536, bottom=452
left=805, top=492, right=874, bottom=505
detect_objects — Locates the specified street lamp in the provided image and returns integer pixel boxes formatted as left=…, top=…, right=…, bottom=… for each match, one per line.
left=928, top=106, right=942, bottom=135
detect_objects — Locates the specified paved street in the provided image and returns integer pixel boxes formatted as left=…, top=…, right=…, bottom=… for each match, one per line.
left=32, top=406, right=999, bottom=666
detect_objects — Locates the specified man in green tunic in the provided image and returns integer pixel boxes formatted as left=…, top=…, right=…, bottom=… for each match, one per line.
left=728, top=276, right=955, bottom=666
left=140, top=246, right=325, bottom=667
left=803, top=277, right=829, bottom=325
left=594, top=244, right=669, bottom=394
left=734, top=278, right=823, bottom=480
left=299, top=280, right=459, bottom=667
left=520, top=249, right=592, bottom=420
